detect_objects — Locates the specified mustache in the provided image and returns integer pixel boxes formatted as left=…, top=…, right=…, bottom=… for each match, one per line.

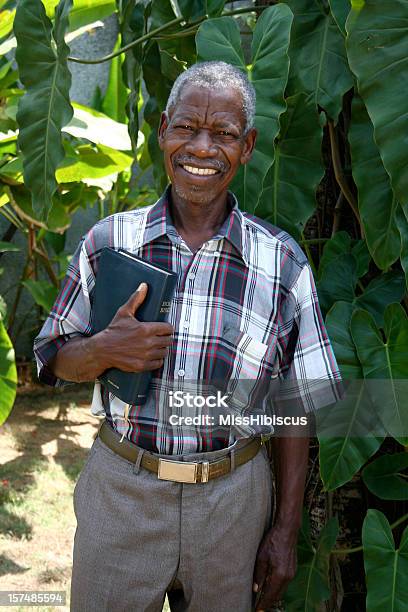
left=174, top=155, right=227, bottom=172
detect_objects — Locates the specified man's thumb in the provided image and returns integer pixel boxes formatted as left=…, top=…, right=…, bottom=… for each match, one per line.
left=126, top=282, right=148, bottom=315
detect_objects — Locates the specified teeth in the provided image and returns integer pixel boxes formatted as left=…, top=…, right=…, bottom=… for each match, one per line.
left=182, top=165, right=218, bottom=176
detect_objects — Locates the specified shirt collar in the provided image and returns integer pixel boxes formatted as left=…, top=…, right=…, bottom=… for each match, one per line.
left=142, top=185, right=247, bottom=264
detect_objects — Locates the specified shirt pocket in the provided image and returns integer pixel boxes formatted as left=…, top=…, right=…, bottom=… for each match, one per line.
left=209, top=325, right=274, bottom=407
left=222, top=325, right=270, bottom=379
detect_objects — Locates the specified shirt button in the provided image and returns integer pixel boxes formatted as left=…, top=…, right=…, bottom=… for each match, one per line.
left=214, top=251, right=221, bottom=257
left=178, top=369, right=185, bottom=377
left=183, top=322, right=189, bottom=329
left=189, top=273, right=195, bottom=280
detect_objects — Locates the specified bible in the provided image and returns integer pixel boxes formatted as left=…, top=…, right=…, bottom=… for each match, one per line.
left=91, top=246, right=178, bottom=404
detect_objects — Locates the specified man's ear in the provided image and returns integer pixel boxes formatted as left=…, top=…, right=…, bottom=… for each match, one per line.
left=240, top=128, right=257, bottom=165
left=158, top=112, right=169, bottom=151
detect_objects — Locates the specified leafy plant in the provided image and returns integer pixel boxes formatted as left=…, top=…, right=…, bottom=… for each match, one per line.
left=1, top=0, right=408, bottom=608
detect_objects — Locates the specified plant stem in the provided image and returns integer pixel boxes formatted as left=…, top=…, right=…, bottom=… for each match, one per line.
left=331, top=512, right=408, bottom=555
left=33, top=246, right=59, bottom=288
left=67, top=6, right=264, bottom=65
left=300, top=238, right=330, bottom=245
left=327, top=120, right=363, bottom=236
left=301, top=231, right=318, bottom=276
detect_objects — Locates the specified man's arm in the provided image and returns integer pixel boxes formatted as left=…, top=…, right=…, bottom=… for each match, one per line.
left=49, top=283, right=173, bottom=383
left=253, top=429, right=309, bottom=611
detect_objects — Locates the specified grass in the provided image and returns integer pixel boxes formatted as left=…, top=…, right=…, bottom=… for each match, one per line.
left=0, top=384, right=170, bottom=612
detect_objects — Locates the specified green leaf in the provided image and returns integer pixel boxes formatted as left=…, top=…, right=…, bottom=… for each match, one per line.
left=47, top=199, right=71, bottom=231
left=178, top=0, right=225, bottom=20
left=0, top=294, right=6, bottom=322
left=319, top=300, right=384, bottom=490
left=56, top=144, right=133, bottom=182
left=45, top=0, right=116, bottom=31
left=197, top=5, right=293, bottom=211
left=0, top=0, right=114, bottom=60
left=351, top=304, right=408, bottom=443
left=352, top=239, right=371, bottom=278
left=362, top=453, right=408, bottom=501
left=22, top=279, right=58, bottom=312
left=14, top=0, right=74, bottom=219
left=318, top=231, right=352, bottom=280
left=0, top=9, right=15, bottom=39
left=119, top=0, right=146, bottom=153
left=0, top=318, right=17, bottom=427
left=285, top=0, right=353, bottom=120
left=363, top=510, right=408, bottom=612
left=328, top=0, right=350, bottom=36
left=356, top=271, right=406, bottom=327
left=349, top=95, right=401, bottom=269
left=101, top=35, right=130, bottom=123
left=285, top=513, right=339, bottom=610
left=318, top=254, right=405, bottom=326
left=0, top=242, right=20, bottom=253
left=256, top=93, right=323, bottom=239
left=319, top=419, right=383, bottom=491
left=0, top=131, right=17, bottom=156
left=63, top=103, right=135, bottom=150
left=396, top=203, right=408, bottom=291
left=196, top=17, right=245, bottom=69
left=326, top=300, right=362, bottom=379
left=318, top=233, right=370, bottom=281
left=346, top=1, right=408, bottom=207
left=318, top=253, right=358, bottom=314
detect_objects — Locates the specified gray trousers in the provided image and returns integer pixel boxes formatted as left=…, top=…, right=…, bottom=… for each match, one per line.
left=71, top=434, right=273, bottom=612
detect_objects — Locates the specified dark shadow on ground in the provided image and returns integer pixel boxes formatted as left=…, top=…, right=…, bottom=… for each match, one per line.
left=0, top=384, right=99, bottom=539
left=0, top=554, right=29, bottom=577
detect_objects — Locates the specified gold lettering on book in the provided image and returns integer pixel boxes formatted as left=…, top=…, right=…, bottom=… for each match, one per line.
left=160, top=301, right=171, bottom=313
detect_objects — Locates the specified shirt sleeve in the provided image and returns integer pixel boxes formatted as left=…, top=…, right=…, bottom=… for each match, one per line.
left=273, top=261, right=344, bottom=414
left=33, top=234, right=95, bottom=387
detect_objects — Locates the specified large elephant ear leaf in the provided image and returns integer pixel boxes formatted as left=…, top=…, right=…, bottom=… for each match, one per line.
left=362, top=453, right=408, bottom=501
left=362, top=510, right=408, bottom=612
left=196, top=16, right=245, bottom=69
left=285, top=513, right=339, bottom=609
left=197, top=5, right=293, bottom=212
left=255, top=93, right=323, bottom=239
left=14, top=0, right=74, bottom=220
left=350, top=304, right=408, bottom=445
left=285, top=0, right=353, bottom=121
left=349, top=95, right=401, bottom=270
left=232, top=4, right=293, bottom=212
left=346, top=1, right=408, bottom=207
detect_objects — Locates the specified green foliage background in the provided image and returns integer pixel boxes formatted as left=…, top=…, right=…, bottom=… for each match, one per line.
left=0, top=0, right=407, bottom=609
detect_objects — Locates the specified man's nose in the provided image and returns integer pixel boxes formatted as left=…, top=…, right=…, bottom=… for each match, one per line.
left=185, top=129, right=217, bottom=157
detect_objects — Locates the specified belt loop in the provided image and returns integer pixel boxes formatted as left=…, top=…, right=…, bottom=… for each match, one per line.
left=133, top=448, right=145, bottom=475
left=230, top=448, right=236, bottom=473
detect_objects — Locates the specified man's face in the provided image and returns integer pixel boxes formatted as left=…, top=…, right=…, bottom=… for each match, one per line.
left=158, top=83, right=256, bottom=205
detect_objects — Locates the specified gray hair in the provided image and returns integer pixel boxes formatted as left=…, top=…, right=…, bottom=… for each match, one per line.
left=165, top=61, right=256, bottom=135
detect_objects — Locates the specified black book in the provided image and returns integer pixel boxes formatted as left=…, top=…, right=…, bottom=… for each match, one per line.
left=91, top=247, right=178, bottom=405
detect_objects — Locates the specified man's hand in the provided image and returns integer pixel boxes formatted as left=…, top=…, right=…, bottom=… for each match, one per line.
left=100, top=282, right=174, bottom=373
left=49, top=282, right=174, bottom=383
left=253, top=525, right=298, bottom=611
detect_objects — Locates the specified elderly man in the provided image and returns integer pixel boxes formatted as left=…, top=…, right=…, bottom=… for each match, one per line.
left=34, top=61, right=342, bottom=612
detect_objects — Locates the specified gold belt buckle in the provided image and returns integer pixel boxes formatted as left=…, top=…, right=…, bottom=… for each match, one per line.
left=158, top=459, right=210, bottom=483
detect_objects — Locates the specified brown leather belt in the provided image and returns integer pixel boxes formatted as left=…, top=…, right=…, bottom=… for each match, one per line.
left=98, top=420, right=262, bottom=484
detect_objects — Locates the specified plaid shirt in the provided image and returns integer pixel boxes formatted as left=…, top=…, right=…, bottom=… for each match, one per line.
left=34, top=187, right=343, bottom=454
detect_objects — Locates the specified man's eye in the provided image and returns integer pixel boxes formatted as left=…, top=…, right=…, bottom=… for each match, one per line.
left=176, top=125, right=194, bottom=130
left=218, top=130, right=231, bottom=136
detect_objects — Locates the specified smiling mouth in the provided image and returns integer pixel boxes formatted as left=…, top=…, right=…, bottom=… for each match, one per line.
left=179, top=163, right=220, bottom=177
